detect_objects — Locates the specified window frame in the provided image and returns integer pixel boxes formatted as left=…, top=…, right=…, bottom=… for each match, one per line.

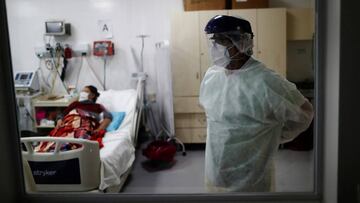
left=0, top=0, right=326, bottom=202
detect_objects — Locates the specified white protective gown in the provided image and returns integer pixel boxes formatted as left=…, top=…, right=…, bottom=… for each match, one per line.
left=199, top=57, right=313, bottom=192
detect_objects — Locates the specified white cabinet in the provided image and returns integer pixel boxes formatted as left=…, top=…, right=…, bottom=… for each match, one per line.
left=287, top=8, right=315, bottom=40
left=230, top=8, right=286, bottom=76
left=228, top=9, right=258, bottom=58
left=257, top=8, right=287, bottom=76
left=171, top=8, right=287, bottom=143
left=170, top=11, right=201, bottom=97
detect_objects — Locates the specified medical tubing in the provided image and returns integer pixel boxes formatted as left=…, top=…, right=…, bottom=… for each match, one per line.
left=24, top=106, right=35, bottom=122
left=85, top=57, right=105, bottom=90
left=43, top=35, right=53, bottom=47
left=45, top=60, right=54, bottom=89
left=103, top=56, right=107, bottom=90
left=159, top=118, right=186, bottom=155
left=37, top=60, right=51, bottom=89
left=149, top=105, right=159, bottom=134
left=75, top=56, right=84, bottom=89
left=49, top=49, right=59, bottom=94
left=167, top=137, right=186, bottom=156
left=46, top=65, right=53, bottom=89
left=159, top=120, right=173, bottom=138
left=56, top=49, right=69, bottom=94
left=145, top=104, right=158, bottom=137
left=48, top=47, right=69, bottom=94
left=155, top=107, right=185, bottom=154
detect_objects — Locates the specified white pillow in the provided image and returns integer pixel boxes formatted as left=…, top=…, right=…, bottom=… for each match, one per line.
left=97, top=89, right=137, bottom=115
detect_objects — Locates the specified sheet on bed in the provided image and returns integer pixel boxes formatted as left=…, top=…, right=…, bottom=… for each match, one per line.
left=97, top=89, right=137, bottom=190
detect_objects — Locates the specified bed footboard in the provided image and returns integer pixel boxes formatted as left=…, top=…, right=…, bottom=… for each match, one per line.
left=21, top=137, right=100, bottom=192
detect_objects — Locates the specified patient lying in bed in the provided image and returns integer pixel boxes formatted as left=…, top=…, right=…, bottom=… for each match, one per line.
left=35, top=85, right=113, bottom=152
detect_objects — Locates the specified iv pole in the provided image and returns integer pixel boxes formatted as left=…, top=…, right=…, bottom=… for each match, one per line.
left=136, top=34, right=159, bottom=138
left=137, top=34, right=149, bottom=73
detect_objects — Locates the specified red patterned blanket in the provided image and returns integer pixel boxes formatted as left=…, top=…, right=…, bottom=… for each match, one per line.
left=35, top=108, right=105, bottom=152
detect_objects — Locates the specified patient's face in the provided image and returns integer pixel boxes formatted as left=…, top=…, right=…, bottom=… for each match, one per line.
left=82, top=87, right=95, bottom=101
left=82, top=87, right=91, bottom=94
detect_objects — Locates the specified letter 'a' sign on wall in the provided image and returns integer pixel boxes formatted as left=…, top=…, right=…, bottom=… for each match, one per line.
left=98, top=19, right=113, bottom=39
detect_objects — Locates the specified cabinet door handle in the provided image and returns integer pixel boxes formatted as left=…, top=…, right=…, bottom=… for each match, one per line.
left=196, top=72, right=200, bottom=79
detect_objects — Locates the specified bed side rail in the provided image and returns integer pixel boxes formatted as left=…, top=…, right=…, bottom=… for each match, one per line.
left=20, top=137, right=101, bottom=192
left=21, top=137, right=99, bottom=154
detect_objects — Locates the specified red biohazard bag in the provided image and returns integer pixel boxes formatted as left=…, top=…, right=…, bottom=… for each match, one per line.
left=142, top=140, right=177, bottom=162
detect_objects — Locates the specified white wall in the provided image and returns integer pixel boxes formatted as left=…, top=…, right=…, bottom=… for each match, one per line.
left=6, top=0, right=183, bottom=93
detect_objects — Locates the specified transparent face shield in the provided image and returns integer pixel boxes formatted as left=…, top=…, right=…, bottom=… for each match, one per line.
left=207, top=32, right=254, bottom=68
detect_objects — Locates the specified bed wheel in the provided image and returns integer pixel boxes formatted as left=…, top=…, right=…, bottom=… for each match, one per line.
left=182, top=152, right=186, bottom=156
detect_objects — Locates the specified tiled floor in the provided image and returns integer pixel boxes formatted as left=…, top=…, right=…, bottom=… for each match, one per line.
left=274, top=149, right=314, bottom=192
left=122, top=145, right=314, bottom=193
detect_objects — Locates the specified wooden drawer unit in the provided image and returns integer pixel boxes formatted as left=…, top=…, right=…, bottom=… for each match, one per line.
left=287, top=8, right=315, bottom=40
left=173, top=97, right=204, bottom=113
left=175, top=127, right=207, bottom=143
left=175, top=113, right=207, bottom=128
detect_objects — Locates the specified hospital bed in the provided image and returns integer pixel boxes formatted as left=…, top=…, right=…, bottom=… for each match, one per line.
left=21, top=78, right=145, bottom=193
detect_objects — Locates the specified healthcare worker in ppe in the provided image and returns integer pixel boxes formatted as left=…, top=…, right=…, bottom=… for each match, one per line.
left=199, top=15, right=314, bottom=192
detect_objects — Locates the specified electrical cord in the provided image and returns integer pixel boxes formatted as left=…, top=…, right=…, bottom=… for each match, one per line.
left=103, top=56, right=107, bottom=90
left=158, top=113, right=186, bottom=156
left=45, top=59, right=53, bottom=70
left=75, top=56, right=84, bottom=89
left=145, top=105, right=159, bottom=138
left=37, top=58, right=51, bottom=89
left=85, top=57, right=105, bottom=90
left=24, top=106, right=35, bottom=123
left=49, top=48, right=61, bottom=94
left=49, top=47, right=69, bottom=95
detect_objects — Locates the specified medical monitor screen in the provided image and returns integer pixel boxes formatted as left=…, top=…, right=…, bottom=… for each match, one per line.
left=45, top=21, right=64, bottom=34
